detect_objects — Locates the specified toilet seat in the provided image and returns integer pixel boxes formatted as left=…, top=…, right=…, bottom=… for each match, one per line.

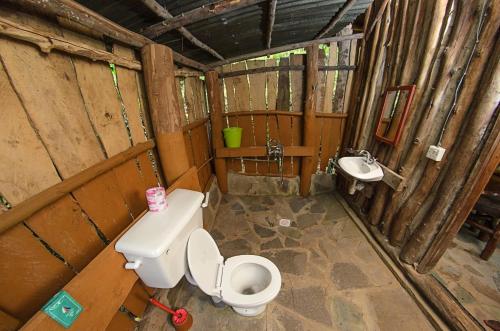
left=221, top=255, right=281, bottom=307
left=187, top=229, right=281, bottom=306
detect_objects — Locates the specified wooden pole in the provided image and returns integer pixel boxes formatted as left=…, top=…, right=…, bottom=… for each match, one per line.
left=357, top=6, right=391, bottom=150
left=341, top=4, right=371, bottom=154
left=141, top=44, right=191, bottom=185
left=143, top=0, right=264, bottom=39
left=315, top=0, right=357, bottom=39
left=300, top=45, right=319, bottom=196
left=266, top=0, right=278, bottom=48
left=138, top=0, right=224, bottom=60
left=205, top=71, right=228, bottom=193
left=365, top=0, right=391, bottom=39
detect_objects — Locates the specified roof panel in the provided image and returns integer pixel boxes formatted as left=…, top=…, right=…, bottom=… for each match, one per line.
left=75, top=0, right=372, bottom=64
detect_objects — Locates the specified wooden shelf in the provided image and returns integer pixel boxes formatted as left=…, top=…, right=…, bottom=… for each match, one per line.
left=216, top=146, right=314, bottom=158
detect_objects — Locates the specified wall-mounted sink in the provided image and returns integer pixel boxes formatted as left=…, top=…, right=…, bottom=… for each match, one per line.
left=338, top=156, right=384, bottom=182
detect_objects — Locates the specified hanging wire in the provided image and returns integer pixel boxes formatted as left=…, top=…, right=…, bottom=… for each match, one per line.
left=436, top=0, right=489, bottom=146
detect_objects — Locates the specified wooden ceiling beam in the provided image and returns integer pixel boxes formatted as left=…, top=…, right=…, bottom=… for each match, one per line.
left=138, top=0, right=224, bottom=60
left=266, top=0, right=278, bottom=48
left=142, top=0, right=265, bottom=39
left=210, top=33, right=363, bottom=67
left=315, top=0, right=357, bottom=39
left=5, top=0, right=209, bottom=71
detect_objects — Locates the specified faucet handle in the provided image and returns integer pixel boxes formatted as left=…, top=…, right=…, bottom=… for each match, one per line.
left=359, top=150, right=369, bottom=157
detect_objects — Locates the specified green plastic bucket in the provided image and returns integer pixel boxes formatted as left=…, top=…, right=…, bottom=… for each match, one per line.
left=223, top=127, right=242, bottom=148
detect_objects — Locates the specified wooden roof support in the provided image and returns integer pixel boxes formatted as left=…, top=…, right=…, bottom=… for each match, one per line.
left=5, top=0, right=209, bottom=71
left=266, top=0, right=278, bottom=48
left=219, top=64, right=356, bottom=78
left=300, top=44, right=319, bottom=196
left=205, top=71, right=229, bottom=193
left=143, top=0, right=265, bottom=39
left=173, top=52, right=210, bottom=71
left=141, top=44, right=192, bottom=184
left=315, top=0, right=357, bottom=39
left=365, top=0, right=391, bottom=39
left=138, top=0, right=224, bottom=60
left=210, top=33, right=363, bottom=67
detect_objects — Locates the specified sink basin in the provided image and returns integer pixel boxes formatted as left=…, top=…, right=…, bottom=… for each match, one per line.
left=338, top=156, right=384, bottom=182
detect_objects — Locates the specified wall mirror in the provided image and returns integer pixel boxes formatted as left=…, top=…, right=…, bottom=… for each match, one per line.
left=375, top=85, right=416, bottom=145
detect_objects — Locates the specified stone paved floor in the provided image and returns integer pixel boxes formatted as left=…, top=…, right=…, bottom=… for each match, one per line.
left=143, top=193, right=435, bottom=330
left=434, top=227, right=500, bottom=328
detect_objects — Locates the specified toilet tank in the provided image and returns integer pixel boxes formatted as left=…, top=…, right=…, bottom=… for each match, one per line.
left=115, top=189, right=205, bottom=288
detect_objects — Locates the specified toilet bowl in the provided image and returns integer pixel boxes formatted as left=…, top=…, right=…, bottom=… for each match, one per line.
left=187, top=228, right=281, bottom=317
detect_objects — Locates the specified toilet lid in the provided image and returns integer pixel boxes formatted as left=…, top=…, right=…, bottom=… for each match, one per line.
left=187, top=228, right=223, bottom=297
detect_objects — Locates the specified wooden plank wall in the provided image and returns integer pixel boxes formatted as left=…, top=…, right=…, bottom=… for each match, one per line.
left=218, top=25, right=355, bottom=177
left=175, top=70, right=213, bottom=191
left=0, top=9, right=161, bottom=329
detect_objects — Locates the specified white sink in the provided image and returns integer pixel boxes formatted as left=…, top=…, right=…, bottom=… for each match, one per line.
left=338, top=156, right=384, bottom=182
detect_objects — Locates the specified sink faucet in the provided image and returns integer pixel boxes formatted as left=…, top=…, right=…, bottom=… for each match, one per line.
left=359, top=150, right=375, bottom=165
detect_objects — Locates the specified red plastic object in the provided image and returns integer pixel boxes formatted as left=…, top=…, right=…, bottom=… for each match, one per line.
left=149, top=298, right=189, bottom=325
left=171, top=308, right=188, bottom=325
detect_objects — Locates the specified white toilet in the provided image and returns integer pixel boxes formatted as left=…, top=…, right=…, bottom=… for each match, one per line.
left=115, top=189, right=281, bottom=317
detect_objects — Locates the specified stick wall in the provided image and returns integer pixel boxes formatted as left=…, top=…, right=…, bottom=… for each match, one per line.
left=341, top=0, right=499, bottom=273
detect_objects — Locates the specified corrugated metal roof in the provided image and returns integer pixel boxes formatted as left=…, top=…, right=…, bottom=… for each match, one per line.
left=76, top=0, right=372, bottom=64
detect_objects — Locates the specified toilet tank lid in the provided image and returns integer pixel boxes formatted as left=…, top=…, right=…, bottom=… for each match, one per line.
left=115, top=189, right=204, bottom=258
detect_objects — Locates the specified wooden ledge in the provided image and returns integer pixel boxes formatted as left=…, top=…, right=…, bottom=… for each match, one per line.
left=378, top=163, right=405, bottom=191
left=216, top=146, right=314, bottom=158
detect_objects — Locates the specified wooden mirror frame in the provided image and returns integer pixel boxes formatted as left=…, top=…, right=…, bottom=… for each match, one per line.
left=374, top=85, right=416, bottom=146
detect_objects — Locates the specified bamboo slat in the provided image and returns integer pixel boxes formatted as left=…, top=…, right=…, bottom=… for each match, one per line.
left=266, top=59, right=278, bottom=111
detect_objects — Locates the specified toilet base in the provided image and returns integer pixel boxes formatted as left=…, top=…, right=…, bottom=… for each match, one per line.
left=232, top=304, right=266, bottom=317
